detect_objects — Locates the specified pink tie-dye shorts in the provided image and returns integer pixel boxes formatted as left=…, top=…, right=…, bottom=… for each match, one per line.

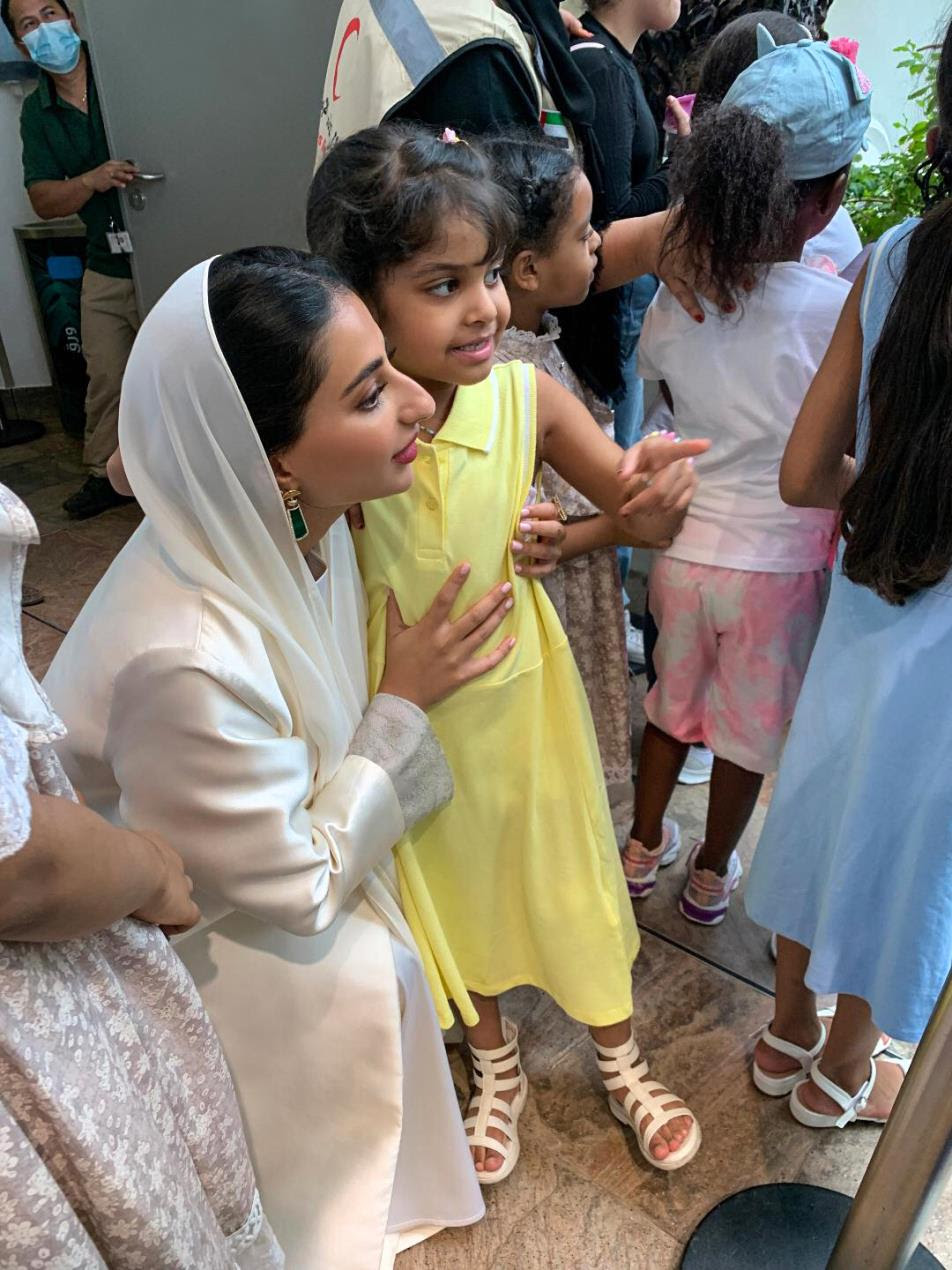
left=644, top=557, right=827, bottom=774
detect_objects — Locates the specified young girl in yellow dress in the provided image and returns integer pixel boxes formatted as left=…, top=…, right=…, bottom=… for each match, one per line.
left=308, top=123, right=706, bottom=1180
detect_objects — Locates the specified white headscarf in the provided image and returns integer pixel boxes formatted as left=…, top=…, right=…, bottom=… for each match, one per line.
left=118, top=259, right=368, bottom=776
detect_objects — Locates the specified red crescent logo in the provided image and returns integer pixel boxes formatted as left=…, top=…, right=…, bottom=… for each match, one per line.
left=332, top=18, right=361, bottom=102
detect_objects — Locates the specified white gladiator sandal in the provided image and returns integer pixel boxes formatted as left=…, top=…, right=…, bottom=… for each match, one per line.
left=595, top=1033, right=701, bottom=1172
left=464, top=1017, right=528, bottom=1186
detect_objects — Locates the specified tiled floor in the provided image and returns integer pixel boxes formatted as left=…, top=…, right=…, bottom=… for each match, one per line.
left=5, top=409, right=948, bottom=1269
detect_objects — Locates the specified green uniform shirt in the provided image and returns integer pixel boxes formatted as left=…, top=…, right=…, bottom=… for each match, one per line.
left=19, top=47, right=132, bottom=279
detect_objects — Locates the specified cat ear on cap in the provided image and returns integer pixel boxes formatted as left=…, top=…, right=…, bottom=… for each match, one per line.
left=755, top=23, right=778, bottom=59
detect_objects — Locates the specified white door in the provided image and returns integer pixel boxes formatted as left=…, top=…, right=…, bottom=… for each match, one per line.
left=78, top=1, right=343, bottom=312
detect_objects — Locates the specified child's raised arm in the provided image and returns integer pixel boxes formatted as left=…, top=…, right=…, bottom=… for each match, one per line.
left=535, top=370, right=709, bottom=547
left=780, top=262, right=866, bottom=511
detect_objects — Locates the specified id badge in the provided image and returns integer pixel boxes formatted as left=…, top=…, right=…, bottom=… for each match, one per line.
left=106, top=231, right=123, bottom=254
left=116, top=231, right=133, bottom=254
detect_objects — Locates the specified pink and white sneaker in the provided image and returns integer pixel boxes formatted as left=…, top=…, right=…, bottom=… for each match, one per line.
left=679, top=842, right=742, bottom=926
left=622, top=818, right=682, bottom=899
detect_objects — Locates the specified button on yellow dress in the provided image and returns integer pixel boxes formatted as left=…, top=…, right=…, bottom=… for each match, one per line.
left=355, top=360, right=639, bottom=1029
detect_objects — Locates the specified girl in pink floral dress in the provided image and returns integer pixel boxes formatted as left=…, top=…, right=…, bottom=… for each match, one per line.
left=0, top=482, right=282, bottom=1269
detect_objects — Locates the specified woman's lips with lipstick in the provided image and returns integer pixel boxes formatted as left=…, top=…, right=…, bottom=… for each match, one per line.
left=449, top=334, right=495, bottom=364
left=392, top=436, right=419, bottom=465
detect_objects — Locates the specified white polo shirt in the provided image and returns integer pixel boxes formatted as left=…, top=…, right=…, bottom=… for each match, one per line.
left=638, top=262, right=849, bottom=573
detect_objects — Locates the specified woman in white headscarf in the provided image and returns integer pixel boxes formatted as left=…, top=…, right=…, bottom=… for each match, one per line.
left=44, top=248, right=517, bottom=1269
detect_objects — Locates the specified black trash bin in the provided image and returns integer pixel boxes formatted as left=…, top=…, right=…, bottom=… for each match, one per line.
left=14, top=220, right=88, bottom=441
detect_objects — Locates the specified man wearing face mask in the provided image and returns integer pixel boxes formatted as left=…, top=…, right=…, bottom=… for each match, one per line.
left=3, top=0, right=139, bottom=519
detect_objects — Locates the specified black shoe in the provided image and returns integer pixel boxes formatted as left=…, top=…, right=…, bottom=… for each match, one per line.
left=62, top=475, right=135, bottom=520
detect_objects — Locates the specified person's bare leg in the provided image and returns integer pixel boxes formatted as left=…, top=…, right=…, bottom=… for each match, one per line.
left=627, top=723, right=689, bottom=858
left=590, top=1017, right=695, bottom=1162
left=753, top=937, right=821, bottom=1078
left=694, top=756, right=763, bottom=876
left=464, top=992, right=521, bottom=1176
left=798, top=994, right=905, bottom=1120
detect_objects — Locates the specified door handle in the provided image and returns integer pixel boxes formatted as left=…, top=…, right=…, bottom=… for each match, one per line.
left=134, top=172, right=166, bottom=182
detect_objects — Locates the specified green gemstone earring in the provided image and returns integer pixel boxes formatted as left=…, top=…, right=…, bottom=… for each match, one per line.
left=282, top=489, right=309, bottom=541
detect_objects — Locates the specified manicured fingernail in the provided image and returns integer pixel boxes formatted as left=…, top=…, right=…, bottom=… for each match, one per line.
left=693, top=313, right=704, bottom=324
left=519, top=521, right=532, bottom=533
left=724, top=302, right=736, bottom=314
left=504, top=598, right=514, bottom=610
left=514, top=564, right=523, bottom=574
left=511, top=540, right=523, bottom=552
left=688, top=457, right=695, bottom=466
left=501, top=582, right=512, bottom=594
left=460, top=563, right=471, bottom=576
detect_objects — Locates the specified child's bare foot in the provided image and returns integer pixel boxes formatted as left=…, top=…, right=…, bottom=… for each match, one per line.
left=753, top=1020, right=823, bottom=1080
left=594, top=1032, right=700, bottom=1169
left=753, top=1016, right=892, bottom=1083
left=796, top=1056, right=906, bottom=1122
left=466, top=1059, right=522, bottom=1175
left=464, top=1018, right=528, bottom=1183
left=606, top=1084, right=696, bottom=1161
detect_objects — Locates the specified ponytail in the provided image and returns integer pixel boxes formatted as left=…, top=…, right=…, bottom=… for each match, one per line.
left=662, top=106, right=798, bottom=299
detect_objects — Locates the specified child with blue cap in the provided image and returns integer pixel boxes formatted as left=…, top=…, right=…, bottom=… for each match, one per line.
left=622, top=34, right=870, bottom=924
left=722, top=28, right=871, bottom=187
left=691, top=14, right=866, bottom=271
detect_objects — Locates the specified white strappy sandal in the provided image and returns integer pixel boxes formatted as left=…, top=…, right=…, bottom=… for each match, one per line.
left=753, top=1008, right=893, bottom=1098
left=790, top=1053, right=911, bottom=1129
left=464, top=1017, right=528, bottom=1186
left=595, top=1034, right=701, bottom=1172
left=753, top=1007, right=836, bottom=1097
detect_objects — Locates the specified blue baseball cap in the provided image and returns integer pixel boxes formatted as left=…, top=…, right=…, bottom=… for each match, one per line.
left=722, top=27, right=872, bottom=181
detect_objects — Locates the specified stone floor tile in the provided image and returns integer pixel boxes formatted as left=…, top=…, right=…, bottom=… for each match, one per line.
left=22, top=528, right=119, bottom=632
left=67, top=501, right=142, bottom=552
left=21, top=614, right=65, bottom=679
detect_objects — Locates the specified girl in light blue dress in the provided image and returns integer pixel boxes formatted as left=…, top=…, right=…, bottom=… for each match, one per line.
left=745, top=14, right=952, bottom=1132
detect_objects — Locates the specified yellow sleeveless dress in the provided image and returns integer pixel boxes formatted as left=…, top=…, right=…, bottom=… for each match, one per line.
left=354, top=361, right=639, bottom=1029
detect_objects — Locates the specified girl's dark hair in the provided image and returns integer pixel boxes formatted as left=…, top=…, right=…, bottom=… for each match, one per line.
left=840, top=18, right=952, bottom=604
left=662, top=105, right=845, bottom=298
left=306, top=122, right=516, bottom=298
left=481, top=132, right=581, bottom=266
left=208, top=247, right=350, bottom=456
left=694, top=11, right=808, bottom=119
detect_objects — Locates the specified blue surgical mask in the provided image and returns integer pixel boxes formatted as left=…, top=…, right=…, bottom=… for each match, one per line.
left=22, top=19, right=82, bottom=75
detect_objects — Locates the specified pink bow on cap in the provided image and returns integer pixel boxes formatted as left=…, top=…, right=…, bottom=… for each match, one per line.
left=830, top=37, right=872, bottom=94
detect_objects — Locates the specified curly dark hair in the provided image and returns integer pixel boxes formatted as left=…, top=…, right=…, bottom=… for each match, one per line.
left=480, top=132, right=581, bottom=267
left=306, top=122, right=516, bottom=300
left=840, top=15, right=952, bottom=604
left=663, top=107, right=789, bottom=298
left=693, top=10, right=809, bottom=119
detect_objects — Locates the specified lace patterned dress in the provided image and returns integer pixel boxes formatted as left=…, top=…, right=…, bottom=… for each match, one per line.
left=496, top=317, right=632, bottom=786
left=0, top=485, right=283, bottom=1270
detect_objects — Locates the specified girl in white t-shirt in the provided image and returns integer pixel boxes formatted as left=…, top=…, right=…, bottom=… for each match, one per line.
left=623, top=39, right=868, bottom=925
